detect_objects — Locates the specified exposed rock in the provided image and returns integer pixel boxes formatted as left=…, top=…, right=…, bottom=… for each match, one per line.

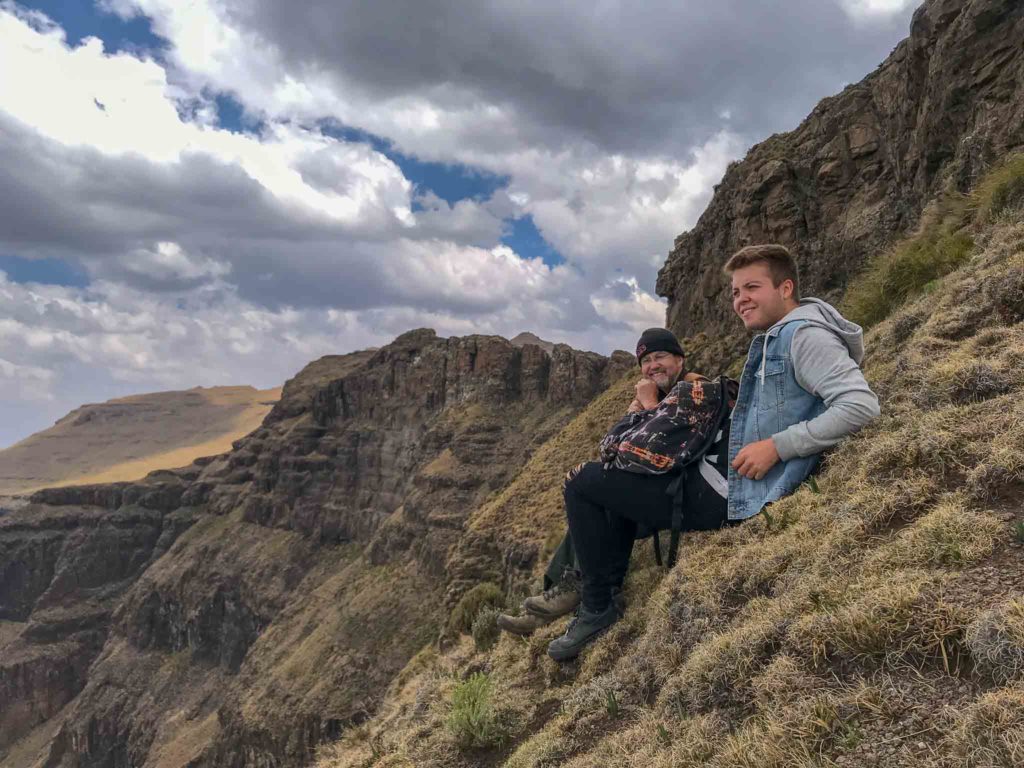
left=658, top=0, right=1024, bottom=368
left=0, top=331, right=628, bottom=766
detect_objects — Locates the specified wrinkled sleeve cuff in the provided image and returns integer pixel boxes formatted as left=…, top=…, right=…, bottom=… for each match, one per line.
left=772, top=429, right=801, bottom=462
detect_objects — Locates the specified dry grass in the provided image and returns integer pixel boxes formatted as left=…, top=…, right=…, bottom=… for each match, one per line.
left=966, top=599, right=1024, bottom=684
left=320, top=202, right=1024, bottom=766
left=944, top=684, right=1024, bottom=767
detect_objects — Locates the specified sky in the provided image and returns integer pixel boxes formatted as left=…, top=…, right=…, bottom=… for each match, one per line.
left=0, top=0, right=920, bottom=447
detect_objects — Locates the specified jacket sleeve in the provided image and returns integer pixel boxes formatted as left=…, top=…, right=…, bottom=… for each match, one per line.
left=772, top=326, right=881, bottom=461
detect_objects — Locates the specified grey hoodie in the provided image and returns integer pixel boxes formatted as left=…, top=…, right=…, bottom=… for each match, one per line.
left=767, top=298, right=881, bottom=462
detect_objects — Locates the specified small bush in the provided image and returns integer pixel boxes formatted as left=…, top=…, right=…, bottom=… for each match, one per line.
left=971, top=153, right=1024, bottom=224
left=447, top=672, right=506, bottom=750
left=448, top=583, right=504, bottom=634
left=471, top=606, right=501, bottom=652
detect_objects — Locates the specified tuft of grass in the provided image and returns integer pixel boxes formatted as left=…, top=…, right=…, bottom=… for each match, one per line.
left=946, top=684, right=1024, bottom=767
left=471, top=606, right=501, bottom=652
left=448, top=582, right=504, bottom=634
left=966, top=599, right=1024, bottom=684
left=970, top=153, right=1024, bottom=224
left=787, top=572, right=968, bottom=669
left=446, top=672, right=506, bottom=750
left=870, top=496, right=1002, bottom=569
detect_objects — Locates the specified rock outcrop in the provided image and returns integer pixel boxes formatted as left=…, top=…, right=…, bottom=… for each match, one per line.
left=658, top=0, right=1024, bottom=367
left=0, top=330, right=631, bottom=767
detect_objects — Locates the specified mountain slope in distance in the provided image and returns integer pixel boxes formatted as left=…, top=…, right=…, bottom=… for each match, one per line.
left=0, top=385, right=281, bottom=495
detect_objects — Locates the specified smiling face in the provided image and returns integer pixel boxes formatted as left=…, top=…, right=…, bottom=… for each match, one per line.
left=640, top=350, right=685, bottom=391
left=731, top=262, right=799, bottom=331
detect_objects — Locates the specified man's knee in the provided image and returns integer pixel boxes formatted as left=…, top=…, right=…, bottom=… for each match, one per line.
left=563, top=462, right=587, bottom=492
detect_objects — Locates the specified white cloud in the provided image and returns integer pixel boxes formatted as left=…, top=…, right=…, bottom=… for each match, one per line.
left=0, top=0, right=918, bottom=446
left=839, top=0, right=918, bottom=20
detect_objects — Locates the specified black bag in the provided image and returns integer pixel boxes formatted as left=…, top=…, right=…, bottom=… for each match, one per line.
left=600, top=375, right=737, bottom=567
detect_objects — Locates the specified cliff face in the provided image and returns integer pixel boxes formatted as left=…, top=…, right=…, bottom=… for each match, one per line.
left=0, top=330, right=632, bottom=767
left=658, top=0, right=1024, bottom=366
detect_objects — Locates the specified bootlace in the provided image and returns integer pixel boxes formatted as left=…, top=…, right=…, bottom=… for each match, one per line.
left=541, top=582, right=570, bottom=601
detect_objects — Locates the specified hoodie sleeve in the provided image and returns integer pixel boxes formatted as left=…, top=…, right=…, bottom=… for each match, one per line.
left=771, top=325, right=881, bottom=461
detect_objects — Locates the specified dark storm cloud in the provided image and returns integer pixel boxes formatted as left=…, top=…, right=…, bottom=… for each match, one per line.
left=224, top=0, right=916, bottom=154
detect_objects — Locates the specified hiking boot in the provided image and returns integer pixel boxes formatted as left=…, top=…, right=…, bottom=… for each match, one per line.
left=524, top=571, right=581, bottom=619
left=546, top=603, right=621, bottom=662
left=496, top=611, right=551, bottom=636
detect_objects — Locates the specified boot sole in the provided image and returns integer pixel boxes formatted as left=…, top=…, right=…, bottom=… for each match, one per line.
left=523, top=599, right=581, bottom=619
left=496, top=616, right=549, bottom=636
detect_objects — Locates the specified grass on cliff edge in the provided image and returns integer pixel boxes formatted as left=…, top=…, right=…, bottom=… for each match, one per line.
left=844, top=152, right=1024, bottom=330
left=317, top=203, right=1024, bottom=767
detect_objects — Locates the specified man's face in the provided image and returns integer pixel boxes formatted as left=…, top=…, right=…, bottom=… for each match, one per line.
left=640, top=351, right=685, bottom=391
left=731, top=262, right=795, bottom=331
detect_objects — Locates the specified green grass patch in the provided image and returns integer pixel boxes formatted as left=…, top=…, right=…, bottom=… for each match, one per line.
left=447, top=672, right=507, bottom=749
left=471, top=606, right=501, bottom=652
left=844, top=215, right=974, bottom=329
left=970, top=153, right=1024, bottom=224
left=845, top=153, right=1024, bottom=330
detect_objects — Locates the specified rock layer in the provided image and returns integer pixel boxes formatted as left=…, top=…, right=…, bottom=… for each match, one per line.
left=0, top=331, right=630, bottom=767
left=658, top=0, right=1024, bottom=367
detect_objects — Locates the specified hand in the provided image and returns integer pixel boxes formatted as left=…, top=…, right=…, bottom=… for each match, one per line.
left=731, top=438, right=781, bottom=480
left=634, top=378, right=660, bottom=409
left=627, top=398, right=645, bottom=413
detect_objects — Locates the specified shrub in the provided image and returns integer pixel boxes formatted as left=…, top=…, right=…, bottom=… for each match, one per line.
left=447, top=672, right=506, bottom=749
left=448, top=582, right=504, bottom=634
left=471, top=606, right=501, bottom=652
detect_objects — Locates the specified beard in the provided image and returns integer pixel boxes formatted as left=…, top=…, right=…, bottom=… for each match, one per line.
left=652, top=370, right=680, bottom=393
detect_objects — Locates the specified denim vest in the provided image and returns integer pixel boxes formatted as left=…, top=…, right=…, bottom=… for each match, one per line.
left=727, top=319, right=826, bottom=520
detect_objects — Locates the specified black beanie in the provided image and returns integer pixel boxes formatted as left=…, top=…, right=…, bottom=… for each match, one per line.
left=635, top=328, right=685, bottom=365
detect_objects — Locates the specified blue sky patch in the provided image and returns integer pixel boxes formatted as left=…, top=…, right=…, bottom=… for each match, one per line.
left=319, top=120, right=508, bottom=207
left=0, top=255, right=90, bottom=287
left=21, top=0, right=164, bottom=55
left=501, top=215, right=565, bottom=267
left=214, top=92, right=266, bottom=134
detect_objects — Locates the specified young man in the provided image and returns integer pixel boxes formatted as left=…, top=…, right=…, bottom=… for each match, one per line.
left=725, top=243, right=879, bottom=519
left=544, top=243, right=879, bottom=661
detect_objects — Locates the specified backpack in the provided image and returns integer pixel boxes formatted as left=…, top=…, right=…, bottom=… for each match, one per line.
left=600, top=375, right=738, bottom=567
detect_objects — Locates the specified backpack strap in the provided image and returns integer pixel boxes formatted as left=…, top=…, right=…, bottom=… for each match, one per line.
left=664, top=377, right=733, bottom=570
left=665, top=472, right=686, bottom=568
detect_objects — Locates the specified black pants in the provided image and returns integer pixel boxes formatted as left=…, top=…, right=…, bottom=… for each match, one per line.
left=564, top=461, right=727, bottom=611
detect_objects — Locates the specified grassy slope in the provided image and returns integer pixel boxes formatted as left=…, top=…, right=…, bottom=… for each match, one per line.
left=0, top=385, right=281, bottom=494
left=318, top=190, right=1024, bottom=767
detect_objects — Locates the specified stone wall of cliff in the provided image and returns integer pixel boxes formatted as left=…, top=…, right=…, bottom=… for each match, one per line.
left=658, top=0, right=1024, bottom=367
left=0, top=330, right=631, bottom=767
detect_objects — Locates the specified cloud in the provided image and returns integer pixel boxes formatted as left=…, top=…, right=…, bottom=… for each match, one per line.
left=0, top=0, right=918, bottom=445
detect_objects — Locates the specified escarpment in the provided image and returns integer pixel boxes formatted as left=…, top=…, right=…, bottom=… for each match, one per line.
left=658, top=0, right=1024, bottom=368
left=0, top=330, right=631, bottom=767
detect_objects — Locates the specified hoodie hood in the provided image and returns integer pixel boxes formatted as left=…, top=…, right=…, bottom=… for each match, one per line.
left=769, top=298, right=865, bottom=364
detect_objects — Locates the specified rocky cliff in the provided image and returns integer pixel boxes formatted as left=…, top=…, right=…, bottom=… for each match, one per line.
left=0, top=330, right=631, bottom=766
left=658, top=0, right=1024, bottom=367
